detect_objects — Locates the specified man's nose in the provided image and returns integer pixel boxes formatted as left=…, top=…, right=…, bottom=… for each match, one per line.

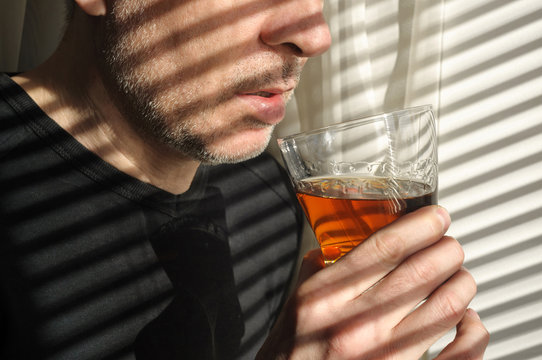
left=260, top=0, right=332, bottom=58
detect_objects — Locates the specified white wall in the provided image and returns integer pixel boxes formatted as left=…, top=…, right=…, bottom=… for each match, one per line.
left=433, top=1, right=542, bottom=358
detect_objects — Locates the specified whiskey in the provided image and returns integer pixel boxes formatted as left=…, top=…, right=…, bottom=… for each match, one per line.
left=296, top=177, right=436, bottom=264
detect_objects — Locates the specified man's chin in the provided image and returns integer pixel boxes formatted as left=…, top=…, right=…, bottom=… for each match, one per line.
left=200, top=148, right=266, bottom=165
left=199, top=126, right=275, bottom=165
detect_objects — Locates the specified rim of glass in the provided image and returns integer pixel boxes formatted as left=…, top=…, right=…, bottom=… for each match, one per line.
left=278, top=104, right=433, bottom=143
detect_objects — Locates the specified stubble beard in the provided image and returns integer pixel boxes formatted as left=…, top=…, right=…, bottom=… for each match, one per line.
left=99, top=9, right=302, bottom=165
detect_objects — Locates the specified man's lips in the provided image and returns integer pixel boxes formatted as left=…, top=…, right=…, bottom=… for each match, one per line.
left=243, top=86, right=291, bottom=96
left=242, top=87, right=291, bottom=97
left=237, top=88, right=293, bottom=125
left=245, top=90, right=276, bottom=98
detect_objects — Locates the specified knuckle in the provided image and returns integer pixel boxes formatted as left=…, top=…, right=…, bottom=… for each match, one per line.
left=327, top=324, right=385, bottom=360
left=436, top=289, right=468, bottom=323
left=372, top=231, right=404, bottom=267
left=410, top=258, right=438, bottom=283
left=292, top=290, right=331, bottom=324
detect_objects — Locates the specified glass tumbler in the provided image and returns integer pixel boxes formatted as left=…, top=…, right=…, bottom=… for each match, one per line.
left=278, top=105, right=438, bottom=265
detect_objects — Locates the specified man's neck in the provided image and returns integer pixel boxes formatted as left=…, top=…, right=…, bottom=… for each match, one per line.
left=11, top=13, right=200, bottom=195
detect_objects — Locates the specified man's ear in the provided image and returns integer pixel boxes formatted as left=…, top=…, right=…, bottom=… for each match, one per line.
left=74, top=0, right=107, bottom=16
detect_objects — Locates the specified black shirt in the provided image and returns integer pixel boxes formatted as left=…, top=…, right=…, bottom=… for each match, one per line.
left=0, top=73, right=302, bottom=360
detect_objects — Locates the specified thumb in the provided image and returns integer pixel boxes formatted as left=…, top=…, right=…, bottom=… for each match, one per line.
left=296, top=248, right=325, bottom=285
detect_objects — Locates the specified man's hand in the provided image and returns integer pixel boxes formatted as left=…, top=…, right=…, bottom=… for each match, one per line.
left=257, top=206, right=489, bottom=359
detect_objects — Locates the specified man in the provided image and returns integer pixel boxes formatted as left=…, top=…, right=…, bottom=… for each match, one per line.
left=0, top=0, right=488, bottom=359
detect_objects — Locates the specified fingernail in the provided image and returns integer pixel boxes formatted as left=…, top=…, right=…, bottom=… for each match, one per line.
left=466, top=308, right=481, bottom=320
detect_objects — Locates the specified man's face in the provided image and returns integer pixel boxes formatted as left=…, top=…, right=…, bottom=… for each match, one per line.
left=99, top=0, right=330, bottom=164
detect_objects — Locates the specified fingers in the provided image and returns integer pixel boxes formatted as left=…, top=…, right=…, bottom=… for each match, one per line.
left=265, top=205, right=489, bottom=360
left=433, top=309, right=490, bottom=360
left=390, top=268, right=478, bottom=359
left=351, top=236, right=464, bottom=329
left=312, top=205, right=451, bottom=302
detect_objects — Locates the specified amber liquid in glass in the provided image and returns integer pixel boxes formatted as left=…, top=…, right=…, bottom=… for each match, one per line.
left=296, top=177, right=436, bottom=264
